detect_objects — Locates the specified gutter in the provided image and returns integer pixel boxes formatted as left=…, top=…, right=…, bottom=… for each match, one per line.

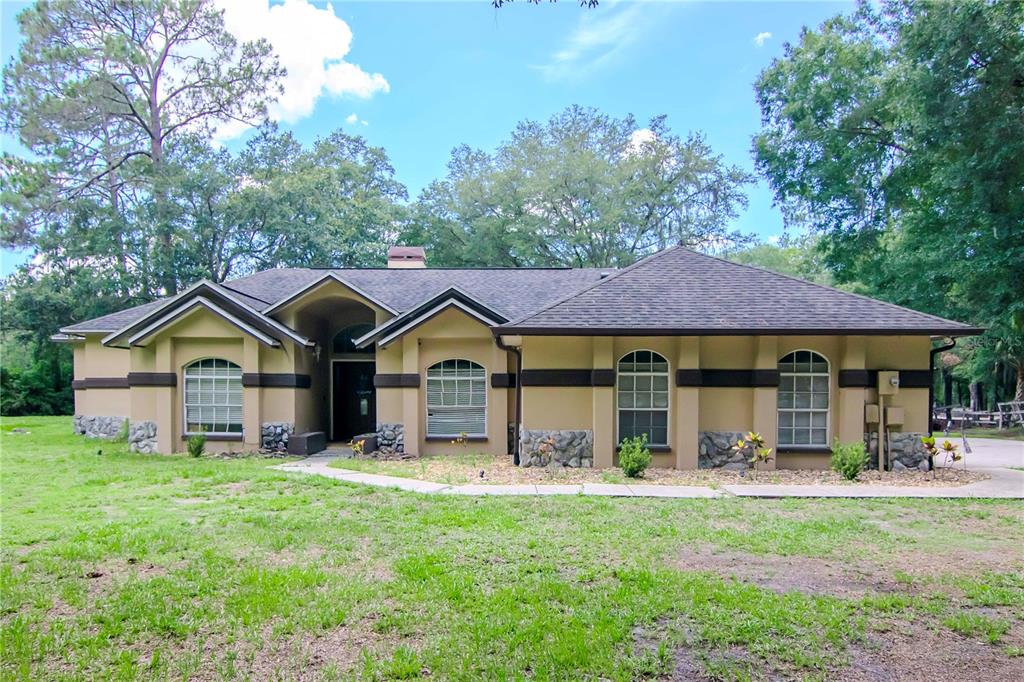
left=494, top=334, right=523, bottom=466
left=928, top=337, right=957, bottom=470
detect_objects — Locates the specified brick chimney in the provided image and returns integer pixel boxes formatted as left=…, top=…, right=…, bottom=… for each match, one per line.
left=387, top=246, right=426, bottom=269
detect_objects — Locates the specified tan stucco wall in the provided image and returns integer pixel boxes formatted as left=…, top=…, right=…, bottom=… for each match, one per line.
left=72, top=335, right=131, bottom=417
left=70, top=300, right=935, bottom=468
left=377, top=307, right=512, bottom=457
left=517, top=334, right=934, bottom=470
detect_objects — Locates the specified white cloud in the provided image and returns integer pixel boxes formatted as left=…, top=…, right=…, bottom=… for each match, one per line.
left=345, top=112, right=368, bottom=126
left=625, top=127, right=656, bottom=156
left=536, top=3, right=667, bottom=81
left=753, top=31, right=772, bottom=48
left=214, top=0, right=388, bottom=140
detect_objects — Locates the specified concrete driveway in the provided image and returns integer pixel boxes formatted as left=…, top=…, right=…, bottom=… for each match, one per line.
left=933, top=435, right=1024, bottom=470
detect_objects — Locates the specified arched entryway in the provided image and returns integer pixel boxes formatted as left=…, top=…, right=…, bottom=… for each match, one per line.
left=331, top=323, right=376, bottom=441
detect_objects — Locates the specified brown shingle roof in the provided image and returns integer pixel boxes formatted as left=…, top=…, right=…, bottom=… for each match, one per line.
left=61, top=247, right=981, bottom=337
left=62, top=267, right=607, bottom=333
left=495, top=246, right=982, bottom=336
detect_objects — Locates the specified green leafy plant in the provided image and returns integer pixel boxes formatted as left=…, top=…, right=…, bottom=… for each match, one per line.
left=618, top=434, right=652, bottom=479
left=831, top=440, right=868, bottom=481
left=115, top=418, right=130, bottom=443
left=450, top=432, right=469, bottom=447
left=187, top=430, right=206, bottom=458
left=350, top=438, right=365, bottom=456
left=921, top=435, right=964, bottom=478
left=731, top=431, right=773, bottom=481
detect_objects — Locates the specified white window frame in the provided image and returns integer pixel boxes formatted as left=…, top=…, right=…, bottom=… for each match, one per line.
left=183, top=358, right=243, bottom=436
left=616, top=350, right=671, bottom=447
left=777, top=350, right=830, bottom=448
left=425, top=359, right=487, bottom=438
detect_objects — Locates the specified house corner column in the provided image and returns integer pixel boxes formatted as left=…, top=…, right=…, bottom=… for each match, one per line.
left=673, top=337, right=700, bottom=469
left=592, top=337, right=614, bottom=469
left=155, top=340, right=176, bottom=454
left=401, top=335, right=420, bottom=456
left=242, top=337, right=262, bottom=449
left=490, top=341, right=509, bottom=455
left=753, top=336, right=778, bottom=470
left=838, top=336, right=867, bottom=444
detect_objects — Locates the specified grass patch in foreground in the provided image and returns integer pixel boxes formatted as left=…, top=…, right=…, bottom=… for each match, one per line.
left=3, top=416, right=1023, bottom=680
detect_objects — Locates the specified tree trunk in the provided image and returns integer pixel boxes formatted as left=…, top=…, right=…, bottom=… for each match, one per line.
left=1015, top=364, right=1024, bottom=403
left=969, top=382, right=981, bottom=412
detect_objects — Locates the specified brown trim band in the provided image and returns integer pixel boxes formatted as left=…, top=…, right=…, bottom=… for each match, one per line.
left=491, top=373, right=517, bottom=388
left=374, top=373, right=420, bottom=388
left=241, top=373, right=311, bottom=389
left=127, top=372, right=177, bottom=387
left=520, top=369, right=616, bottom=387
left=837, top=370, right=872, bottom=388
left=838, top=369, right=932, bottom=389
left=72, top=377, right=130, bottom=390
left=675, top=369, right=779, bottom=388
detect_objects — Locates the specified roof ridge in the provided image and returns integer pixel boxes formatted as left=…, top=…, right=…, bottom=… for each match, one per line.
left=694, top=249, right=974, bottom=329
left=219, top=280, right=271, bottom=305
left=501, top=246, right=683, bottom=328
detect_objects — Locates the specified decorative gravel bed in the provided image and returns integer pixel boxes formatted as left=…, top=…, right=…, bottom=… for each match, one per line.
left=330, top=453, right=989, bottom=487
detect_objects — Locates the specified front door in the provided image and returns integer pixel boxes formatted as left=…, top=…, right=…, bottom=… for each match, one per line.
left=332, top=362, right=376, bottom=441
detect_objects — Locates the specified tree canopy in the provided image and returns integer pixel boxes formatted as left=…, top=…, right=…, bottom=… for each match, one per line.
left=754, top=0, right=1024, bottom=399
left=402, top=106, right=753, bottom=268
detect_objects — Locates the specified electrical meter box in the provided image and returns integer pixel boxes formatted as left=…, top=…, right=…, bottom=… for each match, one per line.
left=886, top=406, right=905, bottom=425
left=865, top=404, right=880, bottom=424
left=877, top=371, right=900, bottom=395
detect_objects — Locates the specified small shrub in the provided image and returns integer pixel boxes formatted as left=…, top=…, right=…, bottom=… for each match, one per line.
left=831, top=440, right=868, bottom=480
left=731, top=431, right=773, bottom=481
left=187, top=431, right=206, bottom=458
left=618, top=434, right=651, bottom=479
left=115, top=418, right=129, bottom=443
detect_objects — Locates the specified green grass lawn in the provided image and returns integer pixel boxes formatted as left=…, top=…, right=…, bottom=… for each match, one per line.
left=3, top=417, right=1023, bottom=680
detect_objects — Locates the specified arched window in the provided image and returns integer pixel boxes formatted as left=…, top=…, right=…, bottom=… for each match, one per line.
left=332, top=323, right=375, bottom=354
left=426, top=359, right=486, bottom=437
left=777, top=350, right=829, bottom=447
left=184, top=358, right=243, bottom=435
left=617, top=350, right=669, bottom=446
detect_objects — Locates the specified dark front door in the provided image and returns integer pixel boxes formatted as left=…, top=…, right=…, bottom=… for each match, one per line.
left=333, top=362, right=376, bottom=441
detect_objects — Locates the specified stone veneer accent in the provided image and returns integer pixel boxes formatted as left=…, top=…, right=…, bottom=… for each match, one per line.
left=867, top=431, right=931, bottom=472
left=376, top=423, right=405, bottom=454
left=519, top=429, right=593, bottom=468
left=261, top=422, right=294, bottom=452
left=698, top=431, right=747, bottom=470
left=73, top=415, right=127, bottom=440
left=128, top=421, right=158, bottom=453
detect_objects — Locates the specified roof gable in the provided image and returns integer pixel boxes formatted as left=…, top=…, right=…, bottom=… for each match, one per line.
left=495, top=247, right=982, bottom=337
left=101, top=281, right=313, bottom=349
left=356, top=287, right=508, bottom=349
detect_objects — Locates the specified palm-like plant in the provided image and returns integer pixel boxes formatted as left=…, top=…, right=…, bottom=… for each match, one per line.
left=732, top=431, right=774, bottom=481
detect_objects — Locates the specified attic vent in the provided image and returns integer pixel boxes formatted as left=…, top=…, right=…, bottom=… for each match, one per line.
left=599, top=271, right=612, bottom=279
left=387, top=246, right=426, bottom=269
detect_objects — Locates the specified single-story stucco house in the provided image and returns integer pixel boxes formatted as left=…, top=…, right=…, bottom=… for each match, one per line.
left=56, top=245, right=981, bottom=470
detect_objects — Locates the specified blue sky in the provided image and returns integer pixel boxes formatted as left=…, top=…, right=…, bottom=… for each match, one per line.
left=1, top=0, right=851, bottom=276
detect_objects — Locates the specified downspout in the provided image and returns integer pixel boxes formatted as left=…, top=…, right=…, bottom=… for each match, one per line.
left=929, top=337, right=957, bottom=470
left=929, top=338, right=957, bottom=428
left=495, top=334, right=523, bottom=466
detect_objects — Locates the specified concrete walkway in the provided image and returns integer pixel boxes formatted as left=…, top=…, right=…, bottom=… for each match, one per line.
left=274, top=441, right=1024, bottom=499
